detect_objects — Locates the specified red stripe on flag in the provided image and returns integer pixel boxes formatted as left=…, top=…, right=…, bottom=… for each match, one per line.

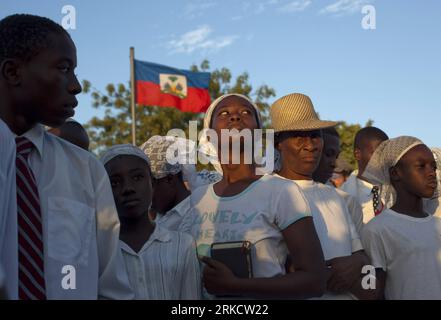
left=136, top=81, right=211, bottom=113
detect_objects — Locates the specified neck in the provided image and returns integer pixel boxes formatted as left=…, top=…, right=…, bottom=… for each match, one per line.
left=391, top=191, right=427, bottom=218
left=278, top=166, right=312, bottom=181
left=120, top=213, right=154, bottom=238
left=0, top=101, right=35, bottom=135
left=221, top=163, right=259, bottom=183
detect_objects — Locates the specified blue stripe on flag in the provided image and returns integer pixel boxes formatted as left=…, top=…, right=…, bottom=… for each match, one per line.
left=134, top=60, right=210, bottom=89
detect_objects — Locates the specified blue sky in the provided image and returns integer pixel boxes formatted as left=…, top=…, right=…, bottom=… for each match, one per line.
left=2, top=0, right=440, bottom=146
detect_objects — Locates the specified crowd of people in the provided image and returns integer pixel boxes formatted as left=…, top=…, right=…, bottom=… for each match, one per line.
left=1, top=14, right=441, bottom=300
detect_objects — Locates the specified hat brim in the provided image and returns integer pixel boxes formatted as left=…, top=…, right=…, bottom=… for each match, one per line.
left=273, top=120, right=339, bottom=133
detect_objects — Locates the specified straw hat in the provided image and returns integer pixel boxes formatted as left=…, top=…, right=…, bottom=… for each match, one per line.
left=270, top=93, right=337, bottom=132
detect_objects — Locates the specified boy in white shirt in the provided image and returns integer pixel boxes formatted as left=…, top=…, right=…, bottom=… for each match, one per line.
left=361, top=136, right=441, bottom=299
left=101, top=144, right=201, bottom=300
left=0, top=14, right=132, bottom=299
left=341, top=127, right=389, bottom=224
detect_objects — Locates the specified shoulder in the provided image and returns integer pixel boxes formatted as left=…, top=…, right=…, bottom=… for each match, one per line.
left=363, top=210, right=392, bottom=235
left=266, top=174, right=304, bottom=191
left=45, top=132, right=104, bottom=170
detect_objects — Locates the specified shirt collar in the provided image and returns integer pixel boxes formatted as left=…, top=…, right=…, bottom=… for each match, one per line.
left=120, top=225, right=172, bottom=255
left=15, top=124, right=45, bottom=158
left=166, top=196, right=191, bottom=217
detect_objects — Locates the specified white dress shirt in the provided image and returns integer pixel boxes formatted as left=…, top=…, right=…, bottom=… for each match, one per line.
left=1, top=124, right=133, bottom=299
left=0, top=119, right=16, bottom=299
left=120, top=225, right=201, bottom=300
left=154, top=196, right=191, bottom=231
left=341, top=171, right=384, bottom=224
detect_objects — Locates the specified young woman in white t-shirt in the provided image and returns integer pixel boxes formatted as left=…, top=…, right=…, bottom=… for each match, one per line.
left=181, top=94, right=327, bottom=299
left=362, top=136, right=441, bottom=299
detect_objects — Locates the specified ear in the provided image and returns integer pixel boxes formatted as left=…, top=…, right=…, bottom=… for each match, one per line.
left=0, top=59, right=22, bottom=86
left=354, top=148, right=361, bottom=161
left=389, top=166, right=400, bottom=183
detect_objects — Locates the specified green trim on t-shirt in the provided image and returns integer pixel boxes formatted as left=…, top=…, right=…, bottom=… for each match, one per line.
left=279, top=214, right=311, bottom=231
left=209, top=175, right=268, bottom=201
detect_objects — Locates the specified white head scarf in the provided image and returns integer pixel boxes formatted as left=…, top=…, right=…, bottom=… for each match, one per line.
left=362, top=136, right=424, bottom=207
left=198, top=93, right=263, bottom=174
left=100, top=144, right=151, bottom=166
left=140, top=135, right=197, bottom=179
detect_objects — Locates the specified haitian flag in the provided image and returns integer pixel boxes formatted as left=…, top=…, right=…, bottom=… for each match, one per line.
left=134, top=60, right=211, bottom=113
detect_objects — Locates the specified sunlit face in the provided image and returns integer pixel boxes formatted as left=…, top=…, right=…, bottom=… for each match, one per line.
left=105, top=155, right=153, bottom=220
left=277, top=130, right=323, bottom=177
left=210, top=96, right=259, bottom=163
left=392, top=144, right=437, bottom=199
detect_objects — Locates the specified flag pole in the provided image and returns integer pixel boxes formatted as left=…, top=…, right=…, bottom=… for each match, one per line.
left=130, top=47, right=136, bottom=145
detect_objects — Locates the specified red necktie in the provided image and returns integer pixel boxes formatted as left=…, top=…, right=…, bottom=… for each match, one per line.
left=15, top=137, right=46, bottom=300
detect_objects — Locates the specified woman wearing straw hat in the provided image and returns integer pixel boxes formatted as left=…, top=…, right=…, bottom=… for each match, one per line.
left=180, top=93, right=327, bottom=299
left=271, top=93, right=379, bottom=300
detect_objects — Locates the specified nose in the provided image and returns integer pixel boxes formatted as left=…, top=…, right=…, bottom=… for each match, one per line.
left=69, top=74, right=82, bottom=95
left=229, top=111, right=241, bottom=122
left=121, top=179, right=136, bottom=196
left=302, top=137, right=316, bottom=151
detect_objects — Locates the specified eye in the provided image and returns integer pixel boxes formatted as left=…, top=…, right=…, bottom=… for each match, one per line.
left=241, top=109, right=251, bottom=115
left=110, top=180, right=119, bottom=188
left=219, top=110, right=229, bottom=116
left=133, top=174, right=144, bottom=181
left=58, top=65, right=70, bottom=73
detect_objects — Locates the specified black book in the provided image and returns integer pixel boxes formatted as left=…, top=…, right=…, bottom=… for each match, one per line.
left=210, top=241, right=253, bottom=278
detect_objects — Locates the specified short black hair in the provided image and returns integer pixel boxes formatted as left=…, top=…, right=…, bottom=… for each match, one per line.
left=354, top=126, right=388, bottom=150
left=322, top=127, right=339, bottom=139
left=0, top=14, right=70, bottom=65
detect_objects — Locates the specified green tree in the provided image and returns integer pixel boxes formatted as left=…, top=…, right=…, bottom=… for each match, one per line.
left=83, top=60, right=276, bottom=155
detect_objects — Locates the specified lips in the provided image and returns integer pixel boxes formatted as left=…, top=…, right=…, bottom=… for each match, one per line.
left=122, top=199, right=141, bottom=207
left=427, top=181, right=438, bottom=189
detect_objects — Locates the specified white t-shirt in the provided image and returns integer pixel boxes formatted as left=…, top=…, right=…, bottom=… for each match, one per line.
left=341, top=171, right=385, bottom=224
left=362, top=209, right=441, bottom=300
left=180, top=174, right=311, bottom=279
left=275, top=176, right=363, bottom=260
left=274, top=175, right=363, bottom=300
left=335, top=188, right=364, bottom=236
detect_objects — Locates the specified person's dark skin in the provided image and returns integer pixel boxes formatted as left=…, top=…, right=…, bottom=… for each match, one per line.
left=313, top=132, right=340, bottom=184
left=152, top=173, right=190, bottom=215
left=366, top=144, right=437, bottom=299
left=276, top=130, right=376, bottom=299
left=199, top=96, right=327, bottom=299
left=105, top=155, right=154, bottom=253
left=355, top=139, right=385, bottom=180
left=0, top=32, right=82, bottom=135
left=48, top=122, right=90, bottom=150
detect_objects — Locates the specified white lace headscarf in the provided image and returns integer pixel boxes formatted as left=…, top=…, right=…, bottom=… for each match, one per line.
left=198, top=93, right=263, bottom=174
left=362, top=136, right=424, bottom=207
